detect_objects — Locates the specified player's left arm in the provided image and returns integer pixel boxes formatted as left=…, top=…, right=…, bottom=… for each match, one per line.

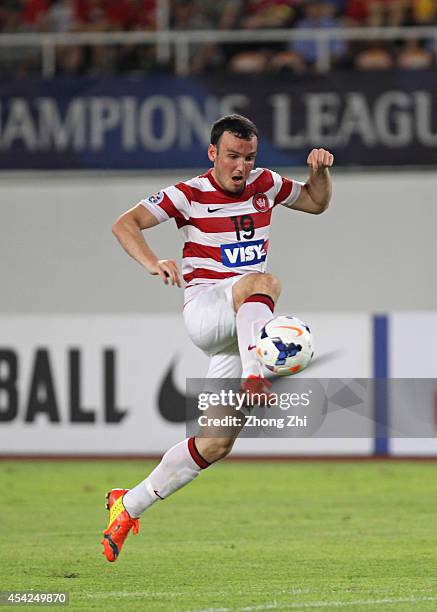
left=290, top=148, right=334, bottom=215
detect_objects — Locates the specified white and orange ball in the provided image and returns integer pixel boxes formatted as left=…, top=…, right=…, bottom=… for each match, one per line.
left=256, top=315, right=314, bottom=375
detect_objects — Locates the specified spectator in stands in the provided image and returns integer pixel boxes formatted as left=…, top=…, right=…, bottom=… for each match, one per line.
left=116, top=0, right=158, bottom=73
left=269, top=48, right=307, bottom=73
left=58, top=0, right=115, bottom=74
left=131, top=0, right=157, bottom=31
left=75, top=0, right=126, bottom=31
left=171, top=0, right=241, bottom=33
left=170, top=0, right=214, bottom=72
left=367, top=0, right=410, bottom=27
left=199, top=0, right=243, bottom=32
left=0, top=1, right=37, bottom=76
left=72, top=0, right=158, bottom=74
left=0, top=1, right=24, bottom=33
left=229, top=50, right=270, bottom=72
left=354, top=41, right=394, bottom=69
left=411, top=0, right=437, bottom=25
left=48, top=0, right=86, bottom=74
left=171, top=0, right=243, bottom=73
left=49, top=0, right=88, bottom=32
left=289, top=0, right=348, bottom=70
left=194, top=0, right=243, bottom=73
left=328, top=0, right=348, bottom=14
left=0, top=0, right=51, bottom=74
left=22, top=0, right=50, bottom=32
left=228, top=0, right=296, bottom=74
left=346, top=0, right=410, bottom=26
left=346, top=1, right=410, bottom=72
left=344, top=0, right=369, bottom=23
left=240, top=0, right=296, bottom=28
left=397, top=37, right=433, bottom=67
left=2, top=0, right=436, bottom=76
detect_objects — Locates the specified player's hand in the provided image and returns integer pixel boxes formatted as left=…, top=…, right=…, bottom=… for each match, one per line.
left=151, top=259, right=181, bottom=287
left=307, top=148, right=334, bottom=172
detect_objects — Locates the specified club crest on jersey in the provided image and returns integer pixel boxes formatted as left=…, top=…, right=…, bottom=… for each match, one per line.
left=252, top=193, right=269, bottom=213
left=221, top=239, right=267, bottom=268
left=147, top=191, right=164, bottom=205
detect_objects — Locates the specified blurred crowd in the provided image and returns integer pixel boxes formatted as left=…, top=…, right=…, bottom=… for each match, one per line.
left=1, top=0, right=436, bottom=76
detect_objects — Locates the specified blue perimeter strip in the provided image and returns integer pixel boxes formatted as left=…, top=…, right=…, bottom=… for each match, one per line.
left=373, top=315, right=389, bottom=456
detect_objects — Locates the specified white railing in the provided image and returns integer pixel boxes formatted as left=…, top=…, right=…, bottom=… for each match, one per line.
left=0, top=26, right=436, bottom=77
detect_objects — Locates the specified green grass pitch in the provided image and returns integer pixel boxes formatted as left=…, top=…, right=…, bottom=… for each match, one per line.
left=2, top=459, right=437, bottom=611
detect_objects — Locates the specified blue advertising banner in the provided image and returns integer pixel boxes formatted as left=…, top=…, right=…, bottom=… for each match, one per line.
left=0, top=71, right=436, bottom=169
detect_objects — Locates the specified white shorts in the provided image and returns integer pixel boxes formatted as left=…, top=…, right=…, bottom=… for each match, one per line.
left=183, top=276, right=249, bottom=379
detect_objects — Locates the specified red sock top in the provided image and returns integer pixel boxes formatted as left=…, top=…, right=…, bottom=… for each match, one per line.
left=243, top=293, right=275, bottom=313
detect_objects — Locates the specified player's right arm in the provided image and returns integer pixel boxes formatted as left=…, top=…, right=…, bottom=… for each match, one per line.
left=112, top=204, right=181, bottom=287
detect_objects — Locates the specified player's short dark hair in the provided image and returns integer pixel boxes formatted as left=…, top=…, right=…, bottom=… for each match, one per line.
left=210, top=114, right=258, bottom=147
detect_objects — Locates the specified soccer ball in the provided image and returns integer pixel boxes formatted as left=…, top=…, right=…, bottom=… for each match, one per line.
left=256, top=315, right=314, bottom=375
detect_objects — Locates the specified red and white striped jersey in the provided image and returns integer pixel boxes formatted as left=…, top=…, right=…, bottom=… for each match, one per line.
left=140, top=167, right=302, bottom=291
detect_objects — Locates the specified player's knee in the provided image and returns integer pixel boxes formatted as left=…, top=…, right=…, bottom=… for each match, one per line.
left=264, top=273, right=282, bottom=298
left=200, top=438, right=234, bottom=462
left=212, top=440, right=234, bottom=461
left=250, top=273, right=281, bottom=301
left=233, top=272, right=281, bottom=312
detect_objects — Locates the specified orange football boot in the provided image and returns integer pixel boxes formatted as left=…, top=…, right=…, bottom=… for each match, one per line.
left=240, top=375, right=274, bottom=407
left=101, top=488, right=139, bottom=562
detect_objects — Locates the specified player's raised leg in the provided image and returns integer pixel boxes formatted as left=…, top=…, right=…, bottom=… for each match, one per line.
left=102, top=431, right=242, bottom=562
left=101, top=353, right=243, bottom=562
left=101, top=436, right=211, bottom=562
left=232, top=272, right=281, bottom=381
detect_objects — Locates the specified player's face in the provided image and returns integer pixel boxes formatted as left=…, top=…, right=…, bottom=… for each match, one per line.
left=208, top=131, right=257, bottom=193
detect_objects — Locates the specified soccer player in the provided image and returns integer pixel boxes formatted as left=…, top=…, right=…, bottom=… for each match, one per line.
left=102, top=114, right=333, bottom=562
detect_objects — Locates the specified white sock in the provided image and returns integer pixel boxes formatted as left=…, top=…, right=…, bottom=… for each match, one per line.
left=123, top=438, right=210, bottom=518
left=236, top=293, right=275, bottom=379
